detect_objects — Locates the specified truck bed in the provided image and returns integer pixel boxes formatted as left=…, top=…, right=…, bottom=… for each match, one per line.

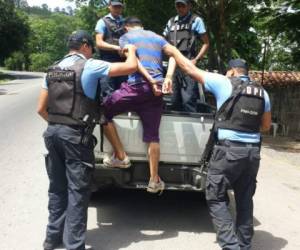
left=95, top=112, right=213, bottom=164
left=92, top=110, right=213, bottom=192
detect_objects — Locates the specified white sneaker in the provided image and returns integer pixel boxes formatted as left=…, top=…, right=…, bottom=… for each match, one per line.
left=103, top=153, right=131, bottom=168
left=57, top=245, right=93, bottom=250
left=147, top=177, right=165, bottom=194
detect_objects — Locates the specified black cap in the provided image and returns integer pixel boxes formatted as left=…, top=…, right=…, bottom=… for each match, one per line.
left=124, top=17, right=143, bottom=26
left=175, top=0, right=190, bottom=5
left=67, top=30, right=94, bottom=51
left=109, top=0, right=124, bottom=6
left=228, top=59, right=248, bottom=71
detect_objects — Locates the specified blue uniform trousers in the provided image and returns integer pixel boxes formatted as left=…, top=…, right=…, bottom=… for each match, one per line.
left=206, top=140, right=261, bottom=250
left=171, top=68, right=199, bottom=113
left=43, top=124, right=94, bottom=250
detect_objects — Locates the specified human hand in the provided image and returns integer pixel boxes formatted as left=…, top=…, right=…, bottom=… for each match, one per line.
left=124, top=44, right=136, bottom=54
left=162, top=77, right=173, bottom=94
left=191, top=58, right=198, bottom=65
left=151, top=83, right=162, bottom=96
left=119, top=44, right=136, bottom=57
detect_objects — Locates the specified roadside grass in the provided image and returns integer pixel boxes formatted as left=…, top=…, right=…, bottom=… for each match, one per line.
left=0, top=71, right=15, bottom=84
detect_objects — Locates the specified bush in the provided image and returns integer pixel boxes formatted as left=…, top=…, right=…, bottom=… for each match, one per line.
left=29, top=53, right=52, bottom=72
left=4, top=51, right=25, bottom=70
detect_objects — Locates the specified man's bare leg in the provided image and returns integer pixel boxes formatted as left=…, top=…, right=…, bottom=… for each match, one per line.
left=148, top=142, right=160, bottom=182
left=103, top=122, right=126, bottom=160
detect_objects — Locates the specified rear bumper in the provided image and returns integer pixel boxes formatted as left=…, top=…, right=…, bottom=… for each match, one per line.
left=93, top=160, right=207, bottom=192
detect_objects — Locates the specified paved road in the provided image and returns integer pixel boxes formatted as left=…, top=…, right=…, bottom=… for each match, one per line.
left=0, top=71, right=299, bottom=250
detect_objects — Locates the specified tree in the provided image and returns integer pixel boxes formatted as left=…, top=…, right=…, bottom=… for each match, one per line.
left=29, top=53, right=52, bottom=71
left=74, top=1, right=106, bottom=33
left=41, top=3, right=49, bottom=11
left=66, top=6, right=74, bottom=16
left=0, top=0, right=30, bottom=65
left=27, top=13, right=79, bottom=63
left=125, top=0, right=175, bottom=34
left=4, top=51, right=26, bottom=70
left=62, top=0, right=300, bottom=71
left=255, top=0, right=300, bottom=70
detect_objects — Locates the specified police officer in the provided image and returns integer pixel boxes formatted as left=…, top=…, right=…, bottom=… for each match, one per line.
left=163, top=0, right=209, bottom=112
left=37, top=30, right=137, bottom=250
left=95, top=0, right=127, bottom=97
left=163, top=46, right=271, bottom=250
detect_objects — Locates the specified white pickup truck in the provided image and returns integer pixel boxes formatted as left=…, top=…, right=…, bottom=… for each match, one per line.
left=93, top=96, right=215, bottom=192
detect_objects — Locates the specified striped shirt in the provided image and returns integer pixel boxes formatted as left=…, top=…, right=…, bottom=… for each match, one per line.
left=119, top=28, right=168, bottom=85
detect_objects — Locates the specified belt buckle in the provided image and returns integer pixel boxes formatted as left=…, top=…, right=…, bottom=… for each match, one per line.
left=245, top=143, right=253, bottom=147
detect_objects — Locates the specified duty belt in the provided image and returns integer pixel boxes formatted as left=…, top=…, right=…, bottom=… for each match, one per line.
left=217, top=140, right=260, bottom=148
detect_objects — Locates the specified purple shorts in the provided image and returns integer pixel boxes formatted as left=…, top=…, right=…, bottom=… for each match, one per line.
left=103, top=82, right=163, bottom=142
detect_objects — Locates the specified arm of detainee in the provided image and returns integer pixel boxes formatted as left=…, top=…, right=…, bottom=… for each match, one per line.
left=95, top=33, right=121, bottom=52
left=37, top=89, right=48, bottom=121
left=260, top=112, right=271, bottom=132
left=192, top=33, right=209, bottom=64
left=163, top=44, right=206, bottom=84
left=108, top=44, right=138, bottom=77
left=137, top=60, right=162, bottom=96
left=137, top=60, right=155, bottom=83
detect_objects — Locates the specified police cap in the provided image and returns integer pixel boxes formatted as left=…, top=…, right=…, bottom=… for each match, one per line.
left=175, top=0, right=191, bottom=5
left=67, top=30, right=95, bottom=52
left=228, top=59, right=248, bottom=71
left=109, top=0, right=124, bottom=6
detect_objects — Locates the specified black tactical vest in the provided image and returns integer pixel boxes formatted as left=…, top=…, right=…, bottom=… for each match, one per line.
left=99, top=16, right=125, bottom=60
left=215, top=77, right=265, bottom=133
left=46, top=55, right=101, bottom=126
left=166, top=14, right=197, bottom=59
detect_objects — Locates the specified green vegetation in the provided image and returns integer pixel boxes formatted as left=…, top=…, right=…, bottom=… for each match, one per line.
left=0, top=0, right=299, bottom=72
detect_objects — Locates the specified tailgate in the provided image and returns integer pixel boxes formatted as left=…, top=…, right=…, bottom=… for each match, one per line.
left=94, top=112, right=213, bottom=164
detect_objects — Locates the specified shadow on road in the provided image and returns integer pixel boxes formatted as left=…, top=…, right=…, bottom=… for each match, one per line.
left=87, top=189, right=213, bottom=250
left=253, top=230, right=288, bottom=250
left=0, top=73, right=43, bottom=86
left=11, top=73, right=44, bottom=80
left=0, top=89, right=7, bottom=95
left=0, top=81, right=25, bottom=86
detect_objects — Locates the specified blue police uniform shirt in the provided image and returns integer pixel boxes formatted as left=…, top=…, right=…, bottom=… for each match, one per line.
left=42, top=53, right=111, bottom=100
left=119, top=28, right=168, bottom=85
left=163, top=12, right=206, bottom=37
left=204, top=72, right=271, bottom=143
left=95, top=13, right=124, bottom=35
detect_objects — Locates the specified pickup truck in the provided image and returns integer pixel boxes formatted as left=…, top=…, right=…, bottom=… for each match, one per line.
left=93, top=93, right=215, bottom=192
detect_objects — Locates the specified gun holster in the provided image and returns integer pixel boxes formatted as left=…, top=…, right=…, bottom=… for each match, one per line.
left=81, top=123, right=97, bottom=148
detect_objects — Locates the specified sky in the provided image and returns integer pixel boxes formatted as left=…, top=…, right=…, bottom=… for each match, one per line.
left=27, top=0, right=76, bottom=10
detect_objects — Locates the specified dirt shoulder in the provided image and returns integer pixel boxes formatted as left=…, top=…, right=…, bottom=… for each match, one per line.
left=263, top=135, right=300, bottom=152
left=262, top=135, right=300, bottom=168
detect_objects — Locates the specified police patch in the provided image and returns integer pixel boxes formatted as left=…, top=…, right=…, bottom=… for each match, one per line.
left=47, top=70, right=75, bottom=82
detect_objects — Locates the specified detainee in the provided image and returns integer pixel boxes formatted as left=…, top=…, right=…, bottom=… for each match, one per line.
left=102, top=17, right=175, bottom=194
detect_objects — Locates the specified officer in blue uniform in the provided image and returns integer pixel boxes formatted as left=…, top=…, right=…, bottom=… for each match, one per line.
left=95, top=0, right=127, bottom=97
left=37, top=30, right=137, bottom=250
left=163, top=0, right=209, bottom=112
left=163, top=46, right=272, bottom=250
